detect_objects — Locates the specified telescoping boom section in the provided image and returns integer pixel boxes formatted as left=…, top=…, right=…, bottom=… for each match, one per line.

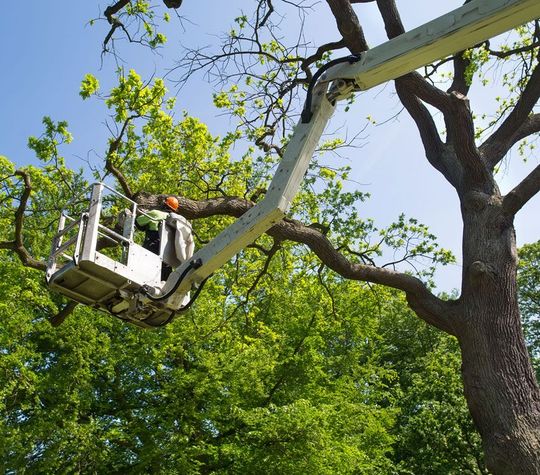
left=47, top=0, right=540, bottom=327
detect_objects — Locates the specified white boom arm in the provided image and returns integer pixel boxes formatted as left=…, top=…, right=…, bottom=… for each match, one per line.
left=153, top=0, right=539, bottom=311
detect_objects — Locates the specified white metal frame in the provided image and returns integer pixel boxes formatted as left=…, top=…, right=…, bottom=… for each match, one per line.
left=46, top=184, right=178, bottom=324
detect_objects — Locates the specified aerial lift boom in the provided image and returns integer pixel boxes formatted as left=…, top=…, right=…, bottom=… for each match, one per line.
left=47, top=0, right=540, bottom=327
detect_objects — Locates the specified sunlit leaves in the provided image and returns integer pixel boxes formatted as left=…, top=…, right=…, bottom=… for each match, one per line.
left=79, top=73, right=100, bottom=99
left=105, top=69, right=166, bottom=123
left=27, top=117, right=72, bottom=163
left=2, top=117, right=86, bottom=259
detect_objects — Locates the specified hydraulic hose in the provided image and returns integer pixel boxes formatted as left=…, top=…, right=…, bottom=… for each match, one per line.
left=145, top=273, right=212, bottom=328
left=145, top=257, right=203, bottom=302
left=301, top=54, right=362, bottom=124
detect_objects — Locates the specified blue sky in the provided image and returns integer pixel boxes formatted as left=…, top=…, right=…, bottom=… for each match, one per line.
left=1, top=1, right=538, bottom=292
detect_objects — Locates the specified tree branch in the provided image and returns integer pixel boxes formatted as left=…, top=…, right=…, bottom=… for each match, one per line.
left=512, top=113, right=540, bottom=145
left=270, top=218, right=457, bottom=334
left=104, top=0, right=131, bottom=19
left=102, top=0, right=132, bottom=53
left=485, top=39, right=540, bottom=59
left=375, top=0, right=476, bottom=133
left=374, top=0, right=474, bottom=189
left=445, top=91, right=490, bottom=188
left=325, top=0, right=369, bottom=53
left=449, top=52, right=471, bottom=96
left=394, top=80, right=459, bottom=187
left=162, top=0, right=182, bottom=8
left=105, top=117, right=137, bottom=198
left=2, top=171, right=46, bottom=271
left=135, top=191, right=456, bottom=333
left=301, top=39, right=346, bottom=75
left=376, top=0, right=404, bottom=39
left=502, top=163, right=540, bottom=217
left=230, top=239, right=281, bottom=319
left=49, top=301, right=78, bottom=327
left=480, top=61, right=540, bottom=168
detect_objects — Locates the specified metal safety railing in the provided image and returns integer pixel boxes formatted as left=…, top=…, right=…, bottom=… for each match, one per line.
left=46, top=183, right=144, bottom=279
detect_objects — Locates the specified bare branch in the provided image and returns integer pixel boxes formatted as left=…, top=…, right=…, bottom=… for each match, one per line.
left=485, top=39, right=540, bottom=59
left=502, top=163, right=540, bottom=217
left=102, top=0, right=131, bottom=53
left=301, top=39, right=346, bottom=74
left=258, top=0, right=274, bottom=28
left=104, top=0, right=131, bottom=19
left=480, top=61, right=540, bottom=168
left=394, top=80, right=456, bottom=185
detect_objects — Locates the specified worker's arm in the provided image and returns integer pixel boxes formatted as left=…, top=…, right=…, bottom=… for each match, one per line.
left=136, top=210, right=168, bottom=231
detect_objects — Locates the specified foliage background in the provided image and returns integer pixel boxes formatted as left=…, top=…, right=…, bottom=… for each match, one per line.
left=1, top=1, right=539, bottom=473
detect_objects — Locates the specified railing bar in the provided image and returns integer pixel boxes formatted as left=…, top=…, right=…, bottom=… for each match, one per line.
left=97, top=224, right=130, bottom=244
left=55, top=218, right=81, bottom=238
left=52, top=236, right=78, bottom=258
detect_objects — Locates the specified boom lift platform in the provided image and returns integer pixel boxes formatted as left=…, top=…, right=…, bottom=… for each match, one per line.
left=47, top=0, right=540, bottom=327
left=46, top=183, right=194, bottom=327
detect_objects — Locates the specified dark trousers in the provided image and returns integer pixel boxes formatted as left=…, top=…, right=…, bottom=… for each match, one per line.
left=143, top=230, right=172, bottom=280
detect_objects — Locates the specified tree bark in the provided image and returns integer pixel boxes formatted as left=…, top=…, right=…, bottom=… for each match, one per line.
left=457, top=190, right=540, bottom=474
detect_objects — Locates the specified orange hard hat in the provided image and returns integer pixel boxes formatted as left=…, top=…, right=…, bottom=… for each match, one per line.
left=164, top=196, right=179, bottom=211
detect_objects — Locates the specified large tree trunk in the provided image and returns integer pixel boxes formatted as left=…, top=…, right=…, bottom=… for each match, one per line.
left=458, top=192, right=540, bottom=474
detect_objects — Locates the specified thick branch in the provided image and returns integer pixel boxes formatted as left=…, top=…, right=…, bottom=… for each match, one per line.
left=162, top=0, right=182, bottom=8
left=445, top=91, right=489, bottom=188
left=269, top=219, right=456, bottom=334
left=502, top=163, right=540, bottom=217
left=376, top=0, right=452, bottom=110
left=3, top=171, right=46, bottom=271
left=511, top=113, right=540, bottom=145
left=394, top=80, right=458, bottom=185
left=325, top=0, right=369, bottom=53
left=104, top=0, right=131, bottom=20
left=376, top=0, right=404, bottom=39
left=374, top=0, right=469, bottom=191
left=49, top=301, right=78, bottom=327
left=135, top=191, right=456, bottom=333
left=395, top=72, right=452, bottom=112
left=449, top=52, right=471, bottom=96
left=480, top=61, right=540, bottom=168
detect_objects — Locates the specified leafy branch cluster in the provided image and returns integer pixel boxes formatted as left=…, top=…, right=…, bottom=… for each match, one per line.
left=96, top=0, right=182, bottom=55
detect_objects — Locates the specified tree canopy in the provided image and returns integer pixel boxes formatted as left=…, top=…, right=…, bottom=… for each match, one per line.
left=1, top=1, right=540, bottom=473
